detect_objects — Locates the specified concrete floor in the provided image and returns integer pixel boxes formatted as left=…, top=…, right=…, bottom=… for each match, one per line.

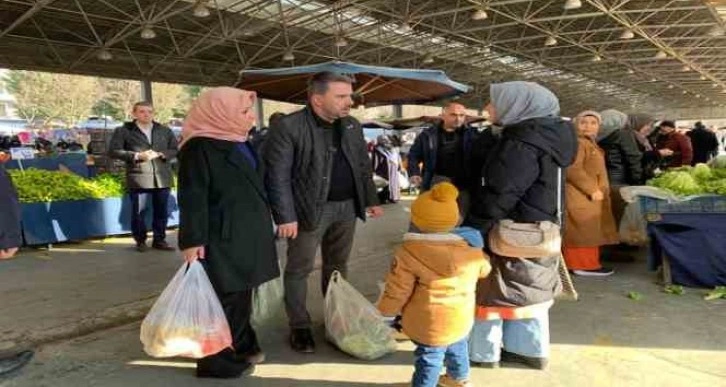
left=1, top=200, right=725, bottom=387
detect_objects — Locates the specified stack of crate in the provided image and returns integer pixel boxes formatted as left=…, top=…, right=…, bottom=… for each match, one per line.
left=86, top=129, right=124, bottom=174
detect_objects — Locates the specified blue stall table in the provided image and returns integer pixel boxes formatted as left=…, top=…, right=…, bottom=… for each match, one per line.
left=21, top=192, right=179, bottom=245
left=641, top=196, right=726, bottom=288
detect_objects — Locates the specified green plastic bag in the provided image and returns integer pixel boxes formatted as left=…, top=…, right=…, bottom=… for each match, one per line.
left=250, top=264, right=285, bottom=330
left=324, top=271, right=396, bottom=360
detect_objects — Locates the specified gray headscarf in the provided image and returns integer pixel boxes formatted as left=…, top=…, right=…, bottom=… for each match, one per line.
left=598, top=109, right=627, bottom=141
left=490, top=81, right=560, bottom=126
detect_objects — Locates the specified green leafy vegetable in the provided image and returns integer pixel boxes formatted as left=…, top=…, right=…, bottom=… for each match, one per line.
left=704, top=286, right=726, bottom=301
left=627, top=291, right=643, bottom=301
left=664, top=285, right=685, bottom=295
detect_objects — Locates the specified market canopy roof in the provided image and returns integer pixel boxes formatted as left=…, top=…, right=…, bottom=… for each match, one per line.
left=236, top=61, right=471, bottom=105
left=2, top=0, right=726, bottom=116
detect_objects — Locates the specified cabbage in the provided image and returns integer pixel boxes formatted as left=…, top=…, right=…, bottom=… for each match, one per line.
left=692, top=163, right=713, bottom=182
left=709, top=155, right=726, bottom=169
left=648, top=171, right=703, bottom=196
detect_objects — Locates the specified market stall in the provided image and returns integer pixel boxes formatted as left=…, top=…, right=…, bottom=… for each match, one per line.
left=8, top=169, right=178, bottom=246
left=621, top=161, right=726, bottom=288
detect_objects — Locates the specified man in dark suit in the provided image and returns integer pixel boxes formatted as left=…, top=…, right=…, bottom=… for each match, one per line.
left=264, top=72, right=383, bottom=353
left=108, top=102, right=178, bottom=252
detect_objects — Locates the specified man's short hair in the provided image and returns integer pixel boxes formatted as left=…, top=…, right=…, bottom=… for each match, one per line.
left=660, top=120, right=676, bottom=129
left=442, top=101, right=466, bottom=111
left=133, top=101, right=153, bottom=112
left=308, top=72, right=354, bottom=95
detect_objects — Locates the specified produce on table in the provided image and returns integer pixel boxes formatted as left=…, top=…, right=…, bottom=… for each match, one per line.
left=704, top=286, right=726, bottom=301
left=8, top=168, right=125, bottom=203
left=647, top=164, right=726, bottom=196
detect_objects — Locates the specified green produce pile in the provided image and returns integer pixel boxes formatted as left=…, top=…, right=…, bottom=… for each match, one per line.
left=8, top=168, right=126, bottom=203
left=648, top=163, right=726, bottom=196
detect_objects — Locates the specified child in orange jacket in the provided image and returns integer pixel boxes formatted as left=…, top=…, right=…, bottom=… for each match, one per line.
left=378, top=182, right=490, bottom=387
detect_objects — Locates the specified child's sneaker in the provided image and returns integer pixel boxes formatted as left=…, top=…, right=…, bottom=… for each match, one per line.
left=437, top=374, right=472, bottom=387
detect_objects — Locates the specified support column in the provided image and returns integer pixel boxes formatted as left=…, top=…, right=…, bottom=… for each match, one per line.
left=140, top=79, right=153, bottom=104
left=393, top=104, right=403, bottom=119
left=256, top=97, right=265, bottom=129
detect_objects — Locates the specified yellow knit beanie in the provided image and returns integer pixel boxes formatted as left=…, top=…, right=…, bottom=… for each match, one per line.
left=411, top=182, right=460, bottom=233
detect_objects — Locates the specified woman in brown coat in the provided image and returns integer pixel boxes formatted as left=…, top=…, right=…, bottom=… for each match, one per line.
left=564, top=111, right=619, bottom=277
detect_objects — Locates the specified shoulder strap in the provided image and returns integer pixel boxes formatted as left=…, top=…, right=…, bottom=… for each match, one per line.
left=556, top=167, right=563, bottom=226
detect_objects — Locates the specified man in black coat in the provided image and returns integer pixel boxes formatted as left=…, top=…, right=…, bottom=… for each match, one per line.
left=687, top=121, right=719, bottom=165
left=108, top=102, right=178, bottom=252
left=263, top=72, right=382, bottom=353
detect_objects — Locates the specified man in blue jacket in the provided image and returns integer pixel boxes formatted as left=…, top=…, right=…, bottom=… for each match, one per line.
left=407, top=102, right=478, bottom=212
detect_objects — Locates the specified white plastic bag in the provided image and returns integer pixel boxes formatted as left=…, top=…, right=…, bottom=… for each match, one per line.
left=250, top=270, right=285, bottom=330
left=619, top=201, right=648, bottom=246
left=140, top=261, right=232, bottom=358
left=324, top=271, right=396, bottom=360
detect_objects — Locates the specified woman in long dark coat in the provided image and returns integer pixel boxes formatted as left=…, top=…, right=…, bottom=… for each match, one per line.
left=177, top=87, right=279, bottom=379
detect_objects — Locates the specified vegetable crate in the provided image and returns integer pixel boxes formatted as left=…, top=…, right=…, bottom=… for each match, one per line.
left=640, top=195, right=726, bottom=216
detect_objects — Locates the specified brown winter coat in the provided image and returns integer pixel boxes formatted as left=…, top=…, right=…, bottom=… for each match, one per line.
left=565, top=136, right=619, bottom=247
left=378, top=233, right=490, bottom=347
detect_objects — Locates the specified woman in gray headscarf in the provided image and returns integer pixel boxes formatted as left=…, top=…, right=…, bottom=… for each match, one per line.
left=465, top=81, right=577, bottom=370
left=627, top=113, right=672, bottom=182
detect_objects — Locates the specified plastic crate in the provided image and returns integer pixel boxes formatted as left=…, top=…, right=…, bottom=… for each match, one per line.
left=639, top=195, right=726, bottom=215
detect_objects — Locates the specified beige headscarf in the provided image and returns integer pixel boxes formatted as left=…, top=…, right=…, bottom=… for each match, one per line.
left=179, top=87, right=257, bottom=148
left=574, top=110, right=602, bottom=125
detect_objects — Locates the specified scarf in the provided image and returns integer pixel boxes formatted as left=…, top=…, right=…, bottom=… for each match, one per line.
left=180, top=87, right=257, bottom=148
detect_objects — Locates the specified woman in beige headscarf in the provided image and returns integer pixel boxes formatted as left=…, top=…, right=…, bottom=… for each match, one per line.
left=177, top=87, right=280, bottom=379
left=563, top=111, right=619, bottom=276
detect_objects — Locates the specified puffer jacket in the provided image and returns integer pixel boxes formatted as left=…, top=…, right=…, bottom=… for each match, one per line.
left=378, top=233, right=490, bottom=347
left=263, top=107, right=378, bottom=231
left=597, top=129, right=643, bottom=186
left=465, top=117, right=577, bottom=308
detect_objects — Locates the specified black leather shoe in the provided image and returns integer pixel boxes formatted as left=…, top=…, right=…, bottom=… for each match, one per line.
left=196, top=349, right=255, bottom=379
left=151, top=241, right=175, bottom=251
left=500, top=350, right=548, bottom=370
left=289, top=328, right=315, bottom=353
left=135, top=242, right=147, bottom=253
left=470, top=360, right=500, bottom=369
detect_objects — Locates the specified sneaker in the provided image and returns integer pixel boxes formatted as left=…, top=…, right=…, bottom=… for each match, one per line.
left=572, top=267, right=615, bottom=277
left=437, top=374, right=472, bottom=387
left=289, top=328, right=315, bottom=354
left=500, top=350, right=548, bottom=370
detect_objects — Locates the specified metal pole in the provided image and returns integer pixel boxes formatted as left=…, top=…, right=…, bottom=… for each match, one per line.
left=140, top=79, right=153, bottom=104
left=255, top=97, right=265, bottom=129
left=393, top=104, right=403, bottom=119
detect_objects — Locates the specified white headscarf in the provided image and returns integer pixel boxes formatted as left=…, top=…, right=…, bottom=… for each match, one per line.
left=490, top=81, right=560, bottom=126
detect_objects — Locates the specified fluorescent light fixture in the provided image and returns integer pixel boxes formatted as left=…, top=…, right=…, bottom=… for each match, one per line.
left=620, top=30, right=635, bottom=40
left=564, top=0, right=582, bottom=10
left=140, top=26, right=156, bottom=40
left=472, top=9, right=488, bottom=20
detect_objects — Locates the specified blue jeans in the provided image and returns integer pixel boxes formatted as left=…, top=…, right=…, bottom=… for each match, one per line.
left=469, top=314, right=550, bottom=363
left=412, top=337, right=469, bottom=387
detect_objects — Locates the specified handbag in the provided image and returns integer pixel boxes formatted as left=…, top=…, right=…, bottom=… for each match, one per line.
left=487, top=168, right=578, bottom=300
left=488, top=168, right=563, bottom=259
